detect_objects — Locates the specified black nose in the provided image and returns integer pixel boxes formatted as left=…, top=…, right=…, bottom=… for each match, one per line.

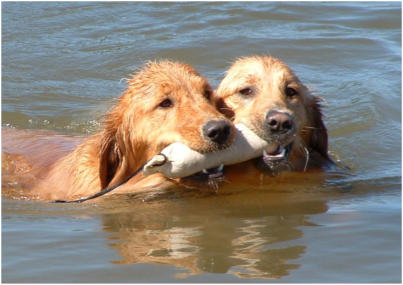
left=203, top=120, right=231, bottom=145
left=266, top=110, right=294, bottom=133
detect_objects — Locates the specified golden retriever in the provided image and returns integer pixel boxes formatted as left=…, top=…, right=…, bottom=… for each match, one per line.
left=215, top=56, right=333, bottom=177
left=3, top=61, right=234, bottom=201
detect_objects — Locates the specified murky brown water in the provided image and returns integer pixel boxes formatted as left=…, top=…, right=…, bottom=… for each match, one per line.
left=2, top=2, right=401, bottom=282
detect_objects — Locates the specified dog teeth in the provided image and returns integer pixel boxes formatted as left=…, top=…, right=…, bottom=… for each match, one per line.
left=202, top=164, right=224, bottom=174
left=277, top=146, right=286, bottom=156
left=263, top=146, right=286, bottom=158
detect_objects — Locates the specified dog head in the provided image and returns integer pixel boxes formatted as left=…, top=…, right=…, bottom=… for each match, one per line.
left=215, top=56, right=331, bottom=173
left=100, top=61, right=234, bottom=188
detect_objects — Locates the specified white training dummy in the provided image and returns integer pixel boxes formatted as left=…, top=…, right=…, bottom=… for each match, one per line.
left=143, top=124, right=275, bottom=178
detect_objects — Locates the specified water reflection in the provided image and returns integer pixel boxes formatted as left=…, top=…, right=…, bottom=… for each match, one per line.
left=101, top=186, right=328, bottom=279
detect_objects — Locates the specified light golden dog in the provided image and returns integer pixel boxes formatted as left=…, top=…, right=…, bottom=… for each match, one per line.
left=3, top=61, right=234, bottom=201
left=215, top=56, right=333, bottom=177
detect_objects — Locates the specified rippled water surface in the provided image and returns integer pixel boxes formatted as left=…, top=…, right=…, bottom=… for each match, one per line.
left=2, top=2, right=401, bottom=282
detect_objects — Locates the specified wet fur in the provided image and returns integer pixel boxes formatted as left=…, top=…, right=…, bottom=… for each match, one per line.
left=7, top=61, right=232, bottom=201
left=215, top=56, right=332, bottom=176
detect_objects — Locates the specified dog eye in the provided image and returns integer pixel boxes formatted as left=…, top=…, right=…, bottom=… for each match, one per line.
left=239, top=87, right=254, bottom=96
left=285, top=87, right=298, bottom=97
left=203, top=89, right=212, bottom=100
left=158, top=98, right=173, bottom=108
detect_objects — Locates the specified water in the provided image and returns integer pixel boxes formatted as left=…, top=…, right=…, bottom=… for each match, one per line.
left=2, top=2, right=401, bottom=282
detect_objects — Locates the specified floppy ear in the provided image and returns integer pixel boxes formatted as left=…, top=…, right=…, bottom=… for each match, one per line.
left=308, top=97, right=330, bottom=160
left=99, top=131, right=123, bottom=189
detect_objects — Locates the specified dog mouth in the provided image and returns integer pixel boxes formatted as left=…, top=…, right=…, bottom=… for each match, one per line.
left=202, top=164, right=224, bottom=178
left=181, top=164, right=225, bottom=187
left=185, top=164, right=224, bottom=180
left=255, top=143, right=293, bottom=174
left=262, top=144, right=292, bottom=162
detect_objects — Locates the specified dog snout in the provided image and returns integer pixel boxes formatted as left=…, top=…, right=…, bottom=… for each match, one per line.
left=203, top=120, right=232, bottom=145
left=266, top=110, right=294, bottom=133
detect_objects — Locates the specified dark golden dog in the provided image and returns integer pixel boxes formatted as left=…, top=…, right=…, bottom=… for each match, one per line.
left=3, top=61, right=234, bottom=201
left=215, top=56, right=333, bottom=177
